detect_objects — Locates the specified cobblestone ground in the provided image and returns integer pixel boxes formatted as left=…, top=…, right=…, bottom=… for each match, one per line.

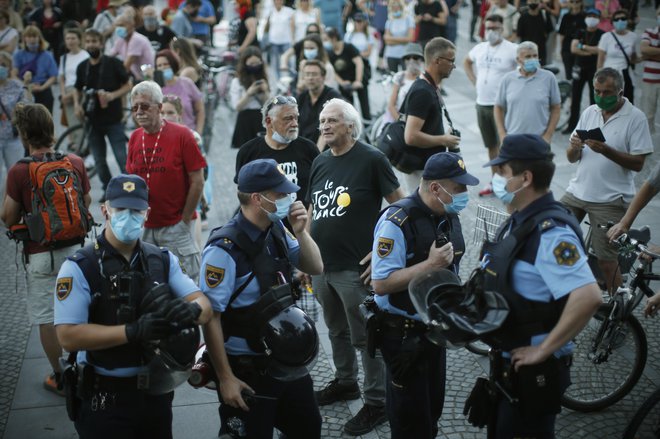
left=0, top=241, right=30, bottom=438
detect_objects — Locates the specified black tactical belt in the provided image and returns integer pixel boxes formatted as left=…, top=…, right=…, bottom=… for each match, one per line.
left=379, top=312, right=427, bottom=337
left=91, top=373, right=141, bottom=392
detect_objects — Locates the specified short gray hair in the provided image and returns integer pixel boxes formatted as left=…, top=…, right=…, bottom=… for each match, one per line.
left=261, top=96, right=298, bottom=127
left=131, top=81, right=163, bottom=104
left=594, top=67, right=624, bottom=92
left=424, top=37, right=455, bottom=64
left=517, top=41, right=538, bottom=56
left=323, top=98, right=362, bottom=140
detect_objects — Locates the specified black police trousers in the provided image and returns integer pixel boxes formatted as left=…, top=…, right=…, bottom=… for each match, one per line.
left=494, top=360, right=571, bottom=439
left=380, top=333, right=446, bottom=439
left=74, top=389, right=174, bottom=439
left=218, top=355, right=322, bottom=439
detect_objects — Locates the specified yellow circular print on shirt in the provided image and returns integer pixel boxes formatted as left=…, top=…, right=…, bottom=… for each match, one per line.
left=337, top=192, right=351, bottom=208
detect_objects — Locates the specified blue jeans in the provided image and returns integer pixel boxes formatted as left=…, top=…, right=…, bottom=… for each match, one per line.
left=445, top=14, right=458, bottom=43
left=269, top=43, right=291, bottom=80
left=88, top=122, right=127, bottom=189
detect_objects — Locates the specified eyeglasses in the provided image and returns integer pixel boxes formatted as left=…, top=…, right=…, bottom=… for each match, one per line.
left=438, top=56, right=456, bottom=65
left=131, top=102, right=156, bottom=112
left=265, top=95, right=297, bottom=114
left=485, top=26, right=503, bottom=31
left=403, top=56, right=424, bottom=62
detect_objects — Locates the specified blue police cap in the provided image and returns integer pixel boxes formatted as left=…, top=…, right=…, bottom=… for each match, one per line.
left=422, top=152, right=479, bottom=186
left=237, top=159, right=300, bottom=194
left=483, top=134, right=553, bottom=167
left=585, top=7, right=601, bottom=16
left=105, top=174, right=149, bottom=210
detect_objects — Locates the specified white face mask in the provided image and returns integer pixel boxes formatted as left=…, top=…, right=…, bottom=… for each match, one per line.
left=486, top=29, right=502, bottom=45
left=584, top=17, right=600, bottom=28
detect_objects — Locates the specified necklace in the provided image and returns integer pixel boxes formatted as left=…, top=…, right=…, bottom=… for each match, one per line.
left=141, top=120, right=165, bottom=183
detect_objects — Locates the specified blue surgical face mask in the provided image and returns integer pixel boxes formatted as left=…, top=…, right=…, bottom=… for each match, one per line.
left=522, top=58, right=540, bottom=73
left=323, top=42, right=333, bottom=51
left=115, top=26, right=128, bottom=39
left=162, top=67, right=174, bottom=81
left=613, top=19, right=627, bottom=31
left=109, top=208, right=146, bottom=243
left=492, top=173, right=524, bottom=204
left=0, top=66, right=8, bottom=80
left=27, top=42, right=39, bottom=51
left=303, top=48, right=318, bottom=59
left=272, top=129, right=295, bottom=144
left=437, top=185, right=469, bottom=214
left=392, top=11, right=403, bottom=18
left=261, top=194, right=293, bottom=222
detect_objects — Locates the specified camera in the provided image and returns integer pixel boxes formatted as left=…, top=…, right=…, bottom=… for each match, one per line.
left=451, top=128, right=461, bottom=138
left=435, top=232, right=450, bottom=248
left=83, top=88, right=97, bottom=115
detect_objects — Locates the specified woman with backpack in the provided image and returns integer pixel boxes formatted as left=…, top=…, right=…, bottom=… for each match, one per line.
left=12, top=26, right=58, bottom=114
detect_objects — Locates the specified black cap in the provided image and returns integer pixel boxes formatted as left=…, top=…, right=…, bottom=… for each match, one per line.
left=422, top=152, right=479, bottom=186
left=105, top=174, right=149, bottom=210
left=353, top=12, right=367, bottom=21
left=483, top=134, right=553, bottom=167
left=237, top=159, right=300, bottom=194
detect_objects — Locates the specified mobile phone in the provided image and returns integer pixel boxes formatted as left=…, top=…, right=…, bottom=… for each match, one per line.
left=575, top=128, right=605, bottom=142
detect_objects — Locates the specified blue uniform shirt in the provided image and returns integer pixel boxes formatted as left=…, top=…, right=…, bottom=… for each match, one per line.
left=200, top=212, right=300, bottom=355
left=507, top=193, right=596, bottom=357
left=54, top=233, right=200, bottom=377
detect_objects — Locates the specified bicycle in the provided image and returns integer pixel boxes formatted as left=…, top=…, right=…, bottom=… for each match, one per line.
left=623, top=387, right=660, bottom=439
left=542, top=65, right=572, bottom=131
left=561, top=228, right=660, bottom=412
left=54, top=89, right=98, bottom=177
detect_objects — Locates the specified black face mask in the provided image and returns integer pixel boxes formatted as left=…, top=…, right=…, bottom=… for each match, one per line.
left=528, top=3, right=539, bottom=9
left=246, top=64, right=263, bottom=74
left=87, top=47, right=101, bottom=59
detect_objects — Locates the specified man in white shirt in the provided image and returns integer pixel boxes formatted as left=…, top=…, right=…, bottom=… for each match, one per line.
left=563, top=67, right=653, bottom=294
left=464, top=14, right=517, bottom=196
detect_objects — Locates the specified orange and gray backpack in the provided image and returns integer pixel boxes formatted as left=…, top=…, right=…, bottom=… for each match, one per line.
left=19, top=152, right=93, bottom=248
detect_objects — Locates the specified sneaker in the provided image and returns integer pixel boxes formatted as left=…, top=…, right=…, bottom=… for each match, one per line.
left=478, top=184, right=494, bottom=197
left=314, top=379, right=360, bottom=406
left=344, top=404, right=387, bottom=436
left=44, top=373, right=65, bottom=397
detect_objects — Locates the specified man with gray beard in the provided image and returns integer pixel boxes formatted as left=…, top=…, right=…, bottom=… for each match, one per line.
left=235, top=95, right=320, bottom=209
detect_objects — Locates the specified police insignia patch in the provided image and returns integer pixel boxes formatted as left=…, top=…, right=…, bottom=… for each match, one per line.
left=553, top=241, right=580, bottom=266
left=205, top=265, right=225, bottom=288
left=56, top=277, right=73, bottom=301
left=377, top=237, right=394, bottom=258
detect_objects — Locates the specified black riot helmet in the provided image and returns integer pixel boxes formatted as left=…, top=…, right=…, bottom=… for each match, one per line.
left=261, top=305, right=319, bottom=367
left=408, top=269, right=509, bottom=348
left=143, top=325, right=201, bottom=394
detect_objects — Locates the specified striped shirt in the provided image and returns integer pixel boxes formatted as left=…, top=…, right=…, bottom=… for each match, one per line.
left=642, top=26, right=660, bottom=84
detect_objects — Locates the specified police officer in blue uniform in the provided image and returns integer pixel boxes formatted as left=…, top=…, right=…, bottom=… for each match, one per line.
left=54, top=174, right=212, bottom=439
left=200, top=158, right=324, bottom=439
left=370, top=152, right=479, bottom=439
left=478, top=134, right=602, bottom=438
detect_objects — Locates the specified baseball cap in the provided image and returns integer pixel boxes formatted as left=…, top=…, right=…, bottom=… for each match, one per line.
left=585, top=7, right=601, bottom=16
left=237, top=159, right=300, bottom=194
left=353, top=12, right=367, bottom=21
left=483, top=134, right=553, bottom=167
left=105, top=174, right=149, bottom=210
left=422, top=152, right=479, bottom=186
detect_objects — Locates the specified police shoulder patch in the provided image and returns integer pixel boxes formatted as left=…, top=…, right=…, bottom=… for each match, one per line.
left=553, top=241, right=580, bottom=266
left=377, top=237, right=394, bottom=258
left=205, top=265, right=225, bottom=288
left=56, top=277, right=73, bottom=301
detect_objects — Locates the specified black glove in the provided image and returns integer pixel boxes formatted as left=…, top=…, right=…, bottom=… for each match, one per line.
left=140, top=283, right=172, bottom=315
left=162, top=298, right=202, bottom=327
left=125, top=312, right=174, bottom=343
left=463, top=376, right=495, bottom=428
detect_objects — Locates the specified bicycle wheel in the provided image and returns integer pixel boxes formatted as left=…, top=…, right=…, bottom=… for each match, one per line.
left=623, top=388, right=660, bottom=439
left=54, top=124, right=97, bottom=178
left=561, top=303, right=647, bottom=412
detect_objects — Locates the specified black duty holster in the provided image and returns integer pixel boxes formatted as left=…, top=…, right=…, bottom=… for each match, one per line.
left=359, top=294, right=382, bottom=359
left=60, top=357, right=81, bottom=421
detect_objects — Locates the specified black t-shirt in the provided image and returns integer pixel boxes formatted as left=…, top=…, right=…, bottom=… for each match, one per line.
left=74, top=56, right=129, bottom=125
left=558, top=12, right=585, bottom=53
left=306, top=141, right=399, bottom=271
left=237, top=12, right=260, bottom=48
left=517, top=12, right=552, bottom=59
left=234, top=136, right=319, bottom=207
left=136, top=25, right=177, bottom=52
left=573, top=28, right=604, bottom=71
left=328, top=43, right=360, bottom=82
left=405, top=76, right=444, bottom=137
left=415, top=2, right=443, bottom=42
left=298, top=86, right=343, bottom=143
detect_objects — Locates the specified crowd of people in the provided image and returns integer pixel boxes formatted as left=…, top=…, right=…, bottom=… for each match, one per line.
left=0, top=0, right=659, bottom=438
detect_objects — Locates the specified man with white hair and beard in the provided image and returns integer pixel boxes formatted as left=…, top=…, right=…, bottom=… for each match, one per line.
left=235, top=95, right=319, bottom=209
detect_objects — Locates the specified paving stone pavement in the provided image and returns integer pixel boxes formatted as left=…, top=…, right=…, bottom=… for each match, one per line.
left=2, top=4, right=660, bottom=438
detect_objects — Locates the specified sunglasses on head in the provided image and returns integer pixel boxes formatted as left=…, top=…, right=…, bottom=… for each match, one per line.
left=265, top=95, right=297, bottom=114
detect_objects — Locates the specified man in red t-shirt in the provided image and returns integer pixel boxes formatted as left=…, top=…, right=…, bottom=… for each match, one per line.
left=126, top=81, right=206, bottom=281
left=1, top=103, right=91, bottom=395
